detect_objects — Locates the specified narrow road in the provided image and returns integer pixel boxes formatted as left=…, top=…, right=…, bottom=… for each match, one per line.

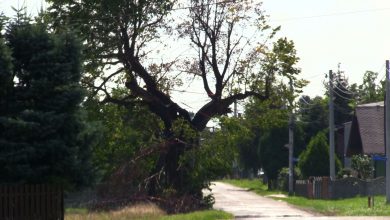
left=208, top=181, right=390, bottom=220
left=208, top=181, right=314, bottom=219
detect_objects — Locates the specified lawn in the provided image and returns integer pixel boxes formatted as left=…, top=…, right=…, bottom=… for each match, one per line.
left=65, top=203, right=233, bottom=220
left=221, top=178, right=390, bottom=216
left=284, top=195, right=390, bottom=216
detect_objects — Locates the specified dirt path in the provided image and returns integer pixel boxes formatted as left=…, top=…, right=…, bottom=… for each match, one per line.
left=207, top=181, right=390, bottom=220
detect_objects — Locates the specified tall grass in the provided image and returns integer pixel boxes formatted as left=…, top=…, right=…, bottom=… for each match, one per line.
left=65, top=203, right=233, bottom=220
left=65, top=203, right=165, bottom=220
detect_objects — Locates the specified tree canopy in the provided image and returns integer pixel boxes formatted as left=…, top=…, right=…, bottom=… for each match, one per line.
left=46, top=0, right=305, bottom=132
left=40, top=1, right=309, bottom=211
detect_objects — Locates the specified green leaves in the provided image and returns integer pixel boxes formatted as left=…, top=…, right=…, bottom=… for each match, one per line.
left=351, top=154, right=373, bottom=179
left=298, top=132, right=341, bottom=178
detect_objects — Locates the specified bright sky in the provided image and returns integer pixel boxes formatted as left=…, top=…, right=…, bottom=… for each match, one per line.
left=263, top=0, right=390, bottom=96
left=2, top=0, right=390, bottom=111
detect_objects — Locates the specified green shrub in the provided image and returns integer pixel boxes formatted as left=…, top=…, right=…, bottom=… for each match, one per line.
left=297, top=132, right=341, bottom=178
left=351, top=154, right=373, bottom=179
left=277, top=167, right=302, bottom=191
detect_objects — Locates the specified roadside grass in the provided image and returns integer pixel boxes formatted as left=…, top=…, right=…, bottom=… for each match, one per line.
left=221, top=178, right=390, bottom=216
left=65, top=203, right=164, bottom=220
left=283, top=195, right=390, bottom=216
left=159, top=210, right=233, bottom=220
left=65, top=203, right=233, bottom=220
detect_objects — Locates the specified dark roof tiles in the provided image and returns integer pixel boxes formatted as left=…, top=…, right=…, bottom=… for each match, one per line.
left=355, top=102, right=384, bottom=154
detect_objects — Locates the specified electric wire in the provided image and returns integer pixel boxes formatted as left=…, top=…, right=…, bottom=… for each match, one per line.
left=171, top=89, right=205, bottom=94
left=271, top=7, right=390, bottom=23
left=333, top=78, right=356, bottom=94
left=298, top=96, right=317, bottom=106
left=332, top=83, right=356, bottom=96
left=304, top=73, right=324, bottom=79
left=332, top=88, right=356, bottom=101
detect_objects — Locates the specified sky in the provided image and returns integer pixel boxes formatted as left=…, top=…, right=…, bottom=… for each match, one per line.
left=2, top=0, right=390, bottom=113
left=263, top=0, right=390, bottom=96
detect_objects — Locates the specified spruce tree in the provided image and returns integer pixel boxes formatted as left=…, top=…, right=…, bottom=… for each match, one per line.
left=0, top=20, right=94, bottom=189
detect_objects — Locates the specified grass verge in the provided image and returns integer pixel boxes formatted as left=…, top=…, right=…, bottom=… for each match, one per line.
left=65, top=203, right=233, bottom=220
left=284, top=195, right=390, bottom=216
left=221, top=178, right=390, bottom=216
left=159, top=210, right=233, bottom=220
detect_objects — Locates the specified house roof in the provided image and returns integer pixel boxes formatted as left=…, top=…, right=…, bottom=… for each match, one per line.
left=355, top=101, right=384, bottom=155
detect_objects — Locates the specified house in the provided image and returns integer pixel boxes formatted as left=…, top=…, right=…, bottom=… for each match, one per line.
left=345, top=101, right=385, bottom=177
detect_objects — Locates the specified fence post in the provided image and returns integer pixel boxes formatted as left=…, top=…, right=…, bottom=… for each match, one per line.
left=322, top=176, right=329, bottom=199
left=307, top=178, right=314, bottom=199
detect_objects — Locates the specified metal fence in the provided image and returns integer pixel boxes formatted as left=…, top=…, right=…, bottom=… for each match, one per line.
left=0, top=184, right=64, bottom=220
left=295, top=176, right=385, bottom=199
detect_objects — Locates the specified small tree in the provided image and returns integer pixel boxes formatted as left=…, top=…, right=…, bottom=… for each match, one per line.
left=298, top=132, right=341, bottom=178
left=351, top=154, right=373, bottom=179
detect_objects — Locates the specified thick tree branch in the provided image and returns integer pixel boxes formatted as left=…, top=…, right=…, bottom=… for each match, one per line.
left=191, top=91, right=268, bottom=131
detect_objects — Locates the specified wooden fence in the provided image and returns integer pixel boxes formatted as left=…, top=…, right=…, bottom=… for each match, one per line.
left=0, top=184, right=64, bottom=220
left=295, top=176, right=330, bottom=199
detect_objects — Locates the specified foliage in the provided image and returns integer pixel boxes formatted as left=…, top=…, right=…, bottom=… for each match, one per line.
left=259, top=125, right=288, bottom=188
left=65, top=204, right=233, bottom=220
left=179, top=117, right=244, bottom=193
left=277, top=167, right=302, bottom=191
left=350, top=70, right=385, bottom=105
left=351, top=154, right=373, bottom=179
left=45, top=0, right=306, bottom=211
left=298, top=132, right=341, bottom=178
left=84, top=95, right=162, bottom=181
left=0, top=19, right=94, bottom=189
left=296, top=95, right=328, bottom=146
left=332, top=70, right=354, bottom=125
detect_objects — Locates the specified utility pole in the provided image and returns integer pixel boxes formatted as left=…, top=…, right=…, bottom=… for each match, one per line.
left=385, top=60, right=390, bottom=203
left=329, top=70, right=336, bottom=180
left=288, top=79, right=294, bottom=195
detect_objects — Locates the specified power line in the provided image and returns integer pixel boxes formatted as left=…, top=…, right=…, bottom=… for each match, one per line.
left=171, top=89, right=205, bottom=95
left=304, top=73, right=325, bottom=80
left=271, top=7, right=390, bottom=23
left=332, top=88, right=355, bottom=101
left=332, top=77, right=357, bottom=95
left=298, top=96, right=317, bottom=106
left=332, top=83, right=356, bottom=95
left=171, top=0, right=236, bottom=11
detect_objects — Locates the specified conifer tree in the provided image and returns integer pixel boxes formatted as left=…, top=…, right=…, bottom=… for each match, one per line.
left=0, top=19, right=94, bottom=189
